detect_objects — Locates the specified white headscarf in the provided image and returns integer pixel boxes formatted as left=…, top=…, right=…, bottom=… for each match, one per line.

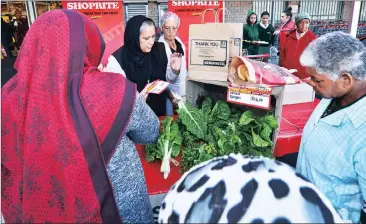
left=160, top=11, right=180, bottom=28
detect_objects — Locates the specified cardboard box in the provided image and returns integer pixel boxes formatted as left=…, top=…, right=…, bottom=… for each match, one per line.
left=188, top=23, right=243, bottom=82
left=283, top=83, right=315, bottom=105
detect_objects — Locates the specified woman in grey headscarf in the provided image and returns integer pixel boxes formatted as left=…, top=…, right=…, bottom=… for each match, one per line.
left=159, top=154, right=343, bottom=223
left=159, top=11, right=187, bottom=115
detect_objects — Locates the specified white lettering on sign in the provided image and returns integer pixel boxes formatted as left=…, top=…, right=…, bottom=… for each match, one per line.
left=172, top=1, right=220, bottom=7
left=67, top=2, right=119, bottom=10
left=102, top=21, right=124, bottom=43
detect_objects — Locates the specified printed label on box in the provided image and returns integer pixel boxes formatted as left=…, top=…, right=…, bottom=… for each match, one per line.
left=190, top=39, right=228, bottom=67
left=229, top=38, right=241, bottom=60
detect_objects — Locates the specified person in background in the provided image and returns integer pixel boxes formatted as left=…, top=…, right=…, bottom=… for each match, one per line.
left=159, top=11, right=187, bottom=115
left=17, top=15, right=29, bottom=48
left=2, top=10, right=159, bottom=223
left=257, top=11, right=275, bottom=60
left=159, top=154, right=343, bottom=223
left=280, top=12, right=316, bottom=79
left=297, top=31, right=366, bottom=223
left=274, top=7, right=295, bottom=35
left=276, top=7, right=295, bottom=61
left=1, top=17, right=13, bottom=57
left=9, top=10, right=22, bottom=52
left=108, top=15, right=182, bottom=117
left=243, top=10, right=259, bottom=55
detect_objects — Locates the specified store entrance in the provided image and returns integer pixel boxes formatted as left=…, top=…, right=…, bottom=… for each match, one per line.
left=1, top=1, right=62, bottom=59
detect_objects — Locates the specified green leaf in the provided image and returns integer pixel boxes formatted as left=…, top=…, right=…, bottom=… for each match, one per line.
left=177, top=102, right=207, bottom=139
left=145, top=144, right=158, bottom=162
left=232, top=135, right=242, bottom=145
left=262, top=114, right=278, bottom=129
left=260, top=123, right=273, bottom=146
left=211, top=101, right=231, bottom=121
left=168, top=121, right=183, bottom=157
left=239, top=111, right=255, bottom=126
left=161, top=117, right=173, bottom=133
left=183, top=131, right=198, bottom=148
left=201, top=97, right=213, bottom=116
left=218, top=138, right=226, bottom=150
left=229, top=110, right=242, bottom=123
left=204, top=126, right=217, bottom=145
left=252, top=129, right=269, bottom=147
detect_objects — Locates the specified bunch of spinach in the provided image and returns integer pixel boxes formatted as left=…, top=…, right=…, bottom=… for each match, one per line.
left=145, top=117, right=182, bottom=178
left=178, top=97, right=278, bottom=172
left=145, top=96, right=278, bottom=174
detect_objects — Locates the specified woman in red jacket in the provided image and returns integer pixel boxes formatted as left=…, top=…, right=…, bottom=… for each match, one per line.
left=280, top=12, right=317, bottom=79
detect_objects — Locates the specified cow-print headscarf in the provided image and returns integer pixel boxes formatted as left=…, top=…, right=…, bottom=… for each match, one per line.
left=159, top=154, right=344, bottom=224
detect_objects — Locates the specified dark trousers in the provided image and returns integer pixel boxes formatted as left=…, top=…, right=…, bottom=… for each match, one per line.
left=2, top=41, right=12, bottom=57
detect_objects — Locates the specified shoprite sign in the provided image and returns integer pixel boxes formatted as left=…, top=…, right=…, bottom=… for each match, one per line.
left=171, top=1, right=221, bottom=6
left=62, top=1, right=124, bottom=64
left=65, top=2, right=120, bottom=10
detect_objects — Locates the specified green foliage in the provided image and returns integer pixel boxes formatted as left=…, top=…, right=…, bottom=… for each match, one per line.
left=145, top=97, right=279, bottom=173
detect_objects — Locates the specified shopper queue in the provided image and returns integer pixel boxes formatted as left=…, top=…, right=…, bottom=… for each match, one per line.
left=1, top=8, right=365, bottom=224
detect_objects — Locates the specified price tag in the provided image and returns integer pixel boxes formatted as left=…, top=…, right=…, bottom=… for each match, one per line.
left=227, top=85, right=272, bottom=110
left=142, top=80, right=170, bottom=95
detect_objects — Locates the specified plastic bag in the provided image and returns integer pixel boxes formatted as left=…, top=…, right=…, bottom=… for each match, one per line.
left=229, top=56, right=301, bottom=86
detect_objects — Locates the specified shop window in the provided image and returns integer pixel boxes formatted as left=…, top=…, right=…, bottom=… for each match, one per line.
left=125, top=3, right=148, bottom=21
left=158, top=2, right=168, bottom=27
left=252, top=1, right=287, bottom=26
left=360, top=1, right=366, bottom=22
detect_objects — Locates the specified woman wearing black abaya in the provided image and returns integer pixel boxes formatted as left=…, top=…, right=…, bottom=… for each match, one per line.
left=107, top=15, right=182, bottom=116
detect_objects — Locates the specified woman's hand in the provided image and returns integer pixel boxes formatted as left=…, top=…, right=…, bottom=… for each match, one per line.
left=274, top=30, right=280, bottom=35
left=170, top=53, right=182, bottom=74
left=140, top=88, right=149, bottom=101
left=98, top=64, right=105, bottom=72
left=168, top=90, right=179, bottom=111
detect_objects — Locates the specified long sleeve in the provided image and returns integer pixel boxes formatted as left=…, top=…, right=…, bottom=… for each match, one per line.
left=279, top=33, right=287, bottom=67
left=166, top=66, right=179, bottom=83
left=269, top=25, right=275, bottom=45
left=103, top=55, right=126, bottom=76
left=242, top=25, right=251, bottom=45
left=127, top=92, right=159, bottom=144
left=354, top=147, right=366, bottom=208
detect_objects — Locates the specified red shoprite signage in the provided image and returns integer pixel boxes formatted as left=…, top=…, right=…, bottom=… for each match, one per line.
left=62, top=1, right=124, bottom=64
left=168, top=1, right=224, bottom=66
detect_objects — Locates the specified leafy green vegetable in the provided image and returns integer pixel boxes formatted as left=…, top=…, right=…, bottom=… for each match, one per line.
left=145, top=97, right=279, bottom=174
left=145, top=144, right=159, bottom=162
left=145, top=117, right=182, bottom=162
left=211, top=100, right=231, bottom=121
left=262, top=114, right=279, bottom=129
left=201, top=97, right=213, bottom=116
left=177, top=102, right=207, bottom=139
left=239, top=111, right=255, bottom=126
left=252, top=129, right=269, bottom=147
left=260, top=123, right=274, bottom=146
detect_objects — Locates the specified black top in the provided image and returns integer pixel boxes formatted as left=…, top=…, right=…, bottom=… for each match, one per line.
left=321, top=93, right=366, bottom=118
left=1, top=18, right=13, bottom=43
left=257, top=23, right=275, bottom=45
left=113, top=15, right=169, bottom=116
left=170, top=39, right=184, bottom=56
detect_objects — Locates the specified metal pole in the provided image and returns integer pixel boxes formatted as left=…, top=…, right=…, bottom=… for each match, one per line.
left=271, top=0, right=274, bottom=23
left=348, top=1, right=361, bottom=37
left=25, top=1, right=37, bottom=25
